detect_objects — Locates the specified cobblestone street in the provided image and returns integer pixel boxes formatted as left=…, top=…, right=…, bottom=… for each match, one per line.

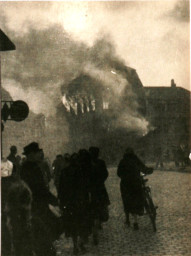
left=55, top=168, right=191, bottom=255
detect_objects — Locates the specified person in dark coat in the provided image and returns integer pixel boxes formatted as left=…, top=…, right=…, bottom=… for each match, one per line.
left=53, top=153, right=70, bottom=192
left=117, top=147, right=153, bottom=230
left=7, top=145, right=20, bottom=177
left=5, top=180, right=35, bottom=256
left=89, top=147, right=110, bottom=245
left=7, top=145, right=17, bottom=164
left=20, top=142, right=63, bottom=248
left=5, top=179, right=56, bottom=256
left=58, top=152, right=91, bottom=255
left=37, top=149, right=52, bottom=189
left=155, top=145, right=164, bottom=169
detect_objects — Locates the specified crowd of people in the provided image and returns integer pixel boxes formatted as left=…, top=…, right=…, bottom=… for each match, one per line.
left=154, top=144, right=190, bottom=169
left=2, top=141, right=189, bottom=255
left=1, top=143, right=111, bottom=256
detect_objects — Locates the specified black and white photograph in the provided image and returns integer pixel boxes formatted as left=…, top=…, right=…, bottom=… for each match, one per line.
left=0, top=1, right=190, bottom=255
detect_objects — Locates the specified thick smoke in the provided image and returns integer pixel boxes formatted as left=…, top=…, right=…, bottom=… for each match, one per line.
left=61, top=40, right=149, bottom=135
left=168, top=1, right=190, bottom=22
left=2, top=24, right=87, bottom=116
left=1, top=23, right=149, bottom=158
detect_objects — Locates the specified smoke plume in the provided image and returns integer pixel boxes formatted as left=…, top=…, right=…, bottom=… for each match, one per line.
left=1, top=22, right=149, bottom=158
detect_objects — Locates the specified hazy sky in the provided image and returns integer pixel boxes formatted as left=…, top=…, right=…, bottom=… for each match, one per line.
left=0, top=1, right=190, bottom=111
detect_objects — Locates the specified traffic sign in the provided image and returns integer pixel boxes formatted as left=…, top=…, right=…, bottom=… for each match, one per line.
left=9, top=100, right=29, bottom=121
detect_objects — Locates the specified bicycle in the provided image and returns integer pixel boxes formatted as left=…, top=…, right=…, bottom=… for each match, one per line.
left=141, top=173, right=158, bottom=232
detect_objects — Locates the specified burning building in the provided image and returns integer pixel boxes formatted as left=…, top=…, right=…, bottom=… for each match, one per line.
left=58, top=66, right=148, bottom=163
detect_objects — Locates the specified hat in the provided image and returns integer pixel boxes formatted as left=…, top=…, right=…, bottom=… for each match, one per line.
left=22, top=142, right=42, bottom=155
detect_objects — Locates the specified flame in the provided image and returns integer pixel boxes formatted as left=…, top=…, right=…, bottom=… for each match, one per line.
left=70, top=99, right=77, bottom=115
left=62, top=94, right=70, bottom=112
left=91, top=100, right=95, bottom=111
left=103, top=101, right=109, bottom=109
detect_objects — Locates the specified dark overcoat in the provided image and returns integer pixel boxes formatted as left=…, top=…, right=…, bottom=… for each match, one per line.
left=117, top=153, right=151, bottom=215
left=20, top=160, right=62, bottom=242
left=90, top=159, right=110, bottom=221
left=58, top=161, right=91, bottom=238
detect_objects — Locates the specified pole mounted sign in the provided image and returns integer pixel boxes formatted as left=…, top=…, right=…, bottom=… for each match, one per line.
left=1, top=100, right=29, bottom=122
left=1, top=29, right=29, bottom=158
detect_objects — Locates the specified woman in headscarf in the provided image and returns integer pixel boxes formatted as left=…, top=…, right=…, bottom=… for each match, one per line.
left=117, top=147, right=153, bottom=230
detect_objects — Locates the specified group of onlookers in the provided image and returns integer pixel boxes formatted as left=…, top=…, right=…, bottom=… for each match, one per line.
left=2, top=141, right=190, bottom=256
left=1, top=142, right=110, bottom=255
left=172, top=145, right=190, bottom=168
left=52, top=147, right=110, bottom=254
left=2, top=143, right=61, bottom=256
left=154, top=145, right=190, bottom=169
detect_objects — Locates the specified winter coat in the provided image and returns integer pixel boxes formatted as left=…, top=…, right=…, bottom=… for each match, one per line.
left=89, top=159, right=110, bottom=221
left=117, top=153, right=152, bottom=215
left=20, top=160, right=62, bottom=242
left=58, top=162, right=91, bottom=237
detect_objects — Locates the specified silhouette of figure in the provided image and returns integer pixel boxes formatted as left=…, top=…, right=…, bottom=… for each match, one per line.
left=20, top=142, right=62, bottom=247
left=117, top=147, right=153, bottom=230
left=89, top=147, right=110, bottom=245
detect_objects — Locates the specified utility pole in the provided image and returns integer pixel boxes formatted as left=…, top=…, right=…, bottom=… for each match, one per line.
left=0, top=29, right=16, bottom=158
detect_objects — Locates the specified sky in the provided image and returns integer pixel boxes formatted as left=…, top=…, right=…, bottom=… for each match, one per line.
left=0, top=0, right=190, bottom=116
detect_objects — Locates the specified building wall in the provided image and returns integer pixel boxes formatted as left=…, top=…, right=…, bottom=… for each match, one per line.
left=143, top=85, right=190, bottom=160
left=61, top=70, right=147, bottom=163
left=2, top=111, right=46, bottom=158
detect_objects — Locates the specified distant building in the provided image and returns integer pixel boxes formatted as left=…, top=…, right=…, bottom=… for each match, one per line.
left=143, top=79, right=190, bottom=160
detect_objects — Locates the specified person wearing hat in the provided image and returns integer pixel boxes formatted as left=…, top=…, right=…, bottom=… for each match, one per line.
left=20, top=142, right=62, bottom=248
left=117, top=147, right=153, bottom=230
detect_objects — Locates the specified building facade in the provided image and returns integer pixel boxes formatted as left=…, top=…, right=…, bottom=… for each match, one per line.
left=60, top=68, right=147, bottom=163
left=143, top=79, right=190, bottom=161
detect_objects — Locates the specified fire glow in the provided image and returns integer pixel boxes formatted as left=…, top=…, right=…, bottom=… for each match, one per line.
left=62, top=94, right=97, bottom=115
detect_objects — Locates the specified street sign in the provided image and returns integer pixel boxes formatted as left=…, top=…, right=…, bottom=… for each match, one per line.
left=9, top=100, right=29, bottom=121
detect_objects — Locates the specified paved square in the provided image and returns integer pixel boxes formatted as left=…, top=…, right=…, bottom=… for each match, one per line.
left=55, top=168, right=191, bottom=255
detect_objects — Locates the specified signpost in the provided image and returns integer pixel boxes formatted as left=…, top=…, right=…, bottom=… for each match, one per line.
left=1, top=100, right=29, bottom=122
left=1, top=29, right=16, bottom=158
left=0, top=29, right=29, bottom=158
left=1, top=100, right=29, bottom=157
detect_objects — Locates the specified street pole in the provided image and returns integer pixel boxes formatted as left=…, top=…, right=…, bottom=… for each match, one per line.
left=0, top=29, right=16, bottom=159
left=0, top=54, right=3, bottom=159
